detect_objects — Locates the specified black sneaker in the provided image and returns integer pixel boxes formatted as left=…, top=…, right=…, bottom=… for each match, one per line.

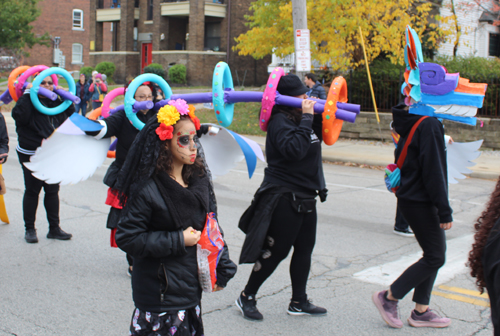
left=235, top=292, right=263, bottom=321
left=47, top=227, right=72, bottom=240
left=25, top=229, right=38, bottom=243
left=287, top=299, right=327, bottom=316
left=393, top=227, right=414, bottom=237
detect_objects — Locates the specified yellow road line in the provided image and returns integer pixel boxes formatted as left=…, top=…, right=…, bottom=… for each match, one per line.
left=438, top=285, right=489, bottom=299
left=432, top=291, right=490, bottom=307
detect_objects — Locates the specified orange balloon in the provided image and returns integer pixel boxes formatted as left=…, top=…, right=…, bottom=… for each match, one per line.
left=87, top=107, right=102, bottom=120
left=323, top=77, right=348, bottom=146
left=107, top=151, right=116, bottom=158
left=8, top=66, right=31, bottom=102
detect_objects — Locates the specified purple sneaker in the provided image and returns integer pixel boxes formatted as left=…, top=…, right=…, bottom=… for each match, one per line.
left=408, top=309, right=451, bottom=328
left=372, top=290, right=403, bottom=328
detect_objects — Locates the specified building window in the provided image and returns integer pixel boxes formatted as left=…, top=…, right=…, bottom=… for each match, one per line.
left=147, top=0, right=153, bottom=20
left=73, top=9, right=83, bottom=30
left=205, top=22, right=221, bottom=51
left=72, top=43, right=83, bottom=64
left=489, top=33, right=500, bottom=57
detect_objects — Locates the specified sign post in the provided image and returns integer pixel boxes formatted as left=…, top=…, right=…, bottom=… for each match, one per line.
left=295, top=29, right=311, bottom=73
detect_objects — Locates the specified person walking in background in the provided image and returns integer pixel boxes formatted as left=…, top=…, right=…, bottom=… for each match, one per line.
left=75, top=73, right=91, bottom=116
left=236, top=74, right=328, bottom=321
left=304, top=73, right=327, bottom=100
left=0, top=111, right=8, bottom=165
left=469, top=178, right=500, bottom=335
left=372, top=104, right=453, bottom=329
left=11, top=77, right=74, bottom=243
left=88, top=73, right=107, bottom=110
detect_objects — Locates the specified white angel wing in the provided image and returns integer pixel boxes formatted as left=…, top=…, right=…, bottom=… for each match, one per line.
left=446, top=140, right=483, bottom=184
left=24, top=114, right=110, bottom=185
left=198, top=124, right=265, bottom=179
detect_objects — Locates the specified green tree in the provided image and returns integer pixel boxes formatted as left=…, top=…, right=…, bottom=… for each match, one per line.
left=0, top=0, right=50, bottom=52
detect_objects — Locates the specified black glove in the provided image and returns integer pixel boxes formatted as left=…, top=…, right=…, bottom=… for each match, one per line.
left=196, top=124, right=210, bottom=138
left=318, top=188, right=328, bottom=203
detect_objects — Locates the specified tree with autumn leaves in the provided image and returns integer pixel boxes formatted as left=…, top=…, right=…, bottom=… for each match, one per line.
left=234, top=0, right=455, bottom=71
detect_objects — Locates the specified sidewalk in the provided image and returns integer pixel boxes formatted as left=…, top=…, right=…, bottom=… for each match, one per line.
left=244, top=135, right=500, bottom=181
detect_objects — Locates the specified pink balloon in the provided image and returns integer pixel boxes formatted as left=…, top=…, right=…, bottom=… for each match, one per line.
left=101, top=87, right=125, bottom=118
left=15, top=65, right=58, bottom=99
left=260, top=67, right=284, bottom=132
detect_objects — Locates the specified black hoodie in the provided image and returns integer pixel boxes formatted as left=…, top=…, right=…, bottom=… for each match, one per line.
left=392, top=104, right=452, bottom=223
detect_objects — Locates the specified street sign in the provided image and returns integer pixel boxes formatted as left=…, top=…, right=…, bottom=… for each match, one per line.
left=295, top=29, right=311, bottom=72
left=295, top=29, right=310, bottom=51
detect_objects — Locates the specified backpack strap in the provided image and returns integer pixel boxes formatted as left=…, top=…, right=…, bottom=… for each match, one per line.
left=396, top=116, right=428, bottom=169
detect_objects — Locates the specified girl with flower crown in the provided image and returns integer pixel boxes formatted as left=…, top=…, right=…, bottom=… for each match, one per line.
left=114, top=100, right=237, bottom=336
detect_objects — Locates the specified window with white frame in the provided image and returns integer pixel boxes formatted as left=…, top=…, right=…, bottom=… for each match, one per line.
left=73, top=9, right=83, bottom=30
left=72, top=43, right=83, bottom=64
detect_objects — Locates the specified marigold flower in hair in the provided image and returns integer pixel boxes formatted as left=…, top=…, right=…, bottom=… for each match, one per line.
left=187, top=105, right=201, bottom=130
left=156, top=123, right=174, bottom=141
left=157, top=105, right=180, bottom=126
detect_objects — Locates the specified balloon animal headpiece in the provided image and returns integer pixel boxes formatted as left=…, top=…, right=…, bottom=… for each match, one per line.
left=402, top=26, right=487, bottom=126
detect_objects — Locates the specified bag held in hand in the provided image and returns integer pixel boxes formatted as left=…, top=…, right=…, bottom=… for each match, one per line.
left=197, top=212, right=225, bottom=292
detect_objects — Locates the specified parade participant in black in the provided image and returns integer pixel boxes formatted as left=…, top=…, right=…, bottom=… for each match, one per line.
left=115, top=102, right=236, bottom=336
left=236, top=74, right=328, bottom=321
left=12, top=77, right=74, bottom=243
left=86, top=82, right=158, bottom=276
left=469, top=178, right=500, bottom=335
left=372, top=104, right=453, bottom=328
left=0, top=111, right=8, bottom=164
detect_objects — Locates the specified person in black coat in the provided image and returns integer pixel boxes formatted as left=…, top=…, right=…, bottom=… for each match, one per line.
left=11, top=77, right=75, bottom=243
left=304, top=73, right=327, bottom=100
left=469, top=178, right=500, bottom=336
left=0, top=112, right=9, bottom=165
left=114, top=105, right=236, bottom=336
left=372, top=104, right=453, bottom=329
left=87, top=83, right=158, bottom=276
left=75, top=73, right=91, bottom=116
left=236, top=74, right=328, bottom=321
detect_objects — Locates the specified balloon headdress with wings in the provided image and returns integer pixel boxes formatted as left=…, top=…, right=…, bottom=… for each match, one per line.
left=402, top=26, right=488, bottom=126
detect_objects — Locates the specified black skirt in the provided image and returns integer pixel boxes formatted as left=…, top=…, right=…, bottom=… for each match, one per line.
left=130, top=306, right=204, bottom=336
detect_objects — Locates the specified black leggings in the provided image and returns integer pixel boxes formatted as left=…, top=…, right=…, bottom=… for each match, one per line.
left=18, top=151, right=60, bottom=230
left=390, top=203, right=446, bottom=305
left=244, top=195, right=317, bottom=302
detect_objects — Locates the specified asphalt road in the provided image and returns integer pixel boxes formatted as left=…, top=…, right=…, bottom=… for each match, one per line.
left=0, top=121, right=496, bottom=335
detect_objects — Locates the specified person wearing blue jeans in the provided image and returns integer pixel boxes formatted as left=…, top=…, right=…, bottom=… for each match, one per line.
left=75, top=73, right=91, bottom=116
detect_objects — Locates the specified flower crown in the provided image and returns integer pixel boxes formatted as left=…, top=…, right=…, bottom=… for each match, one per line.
left=156, top=99, right=201, bottom=140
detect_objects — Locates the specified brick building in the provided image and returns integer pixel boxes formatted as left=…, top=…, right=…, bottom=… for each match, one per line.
left=90, top=0, right=271, bottom=85
left=23, top=0, right=91, bottom=73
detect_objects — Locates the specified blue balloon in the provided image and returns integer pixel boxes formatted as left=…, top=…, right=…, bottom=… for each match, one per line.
left=124, top=74, right=172, bottom=130
left=212, top=62, right=234, bottom=127
left=30, top=67, right=76, bottom=116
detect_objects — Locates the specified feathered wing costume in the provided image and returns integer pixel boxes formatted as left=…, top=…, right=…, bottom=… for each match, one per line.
left=402, top=26, right=487, bottom=183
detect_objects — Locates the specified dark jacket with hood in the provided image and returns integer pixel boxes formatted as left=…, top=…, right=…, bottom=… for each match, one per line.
left=12, top=90, right=74, bottom=152
left=115, top=172, right=236, bottom=313
left=92, top=109, right=156, bottom=188
left=392, top=104, right=452, bottom=223
left=483, top=217, right=500, bottom=335
left=238, top=105, right=326, bottom=264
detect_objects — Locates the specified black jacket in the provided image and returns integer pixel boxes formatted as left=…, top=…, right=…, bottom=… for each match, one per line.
left=116, top=174, right=236, bottom=312
left=12, top=91, right=74, bottom=151
left=0, top=113, right=9, bottom=162
left=483, top=217, right=500, bottom=335
left=308, top=82, right=327, bottom=100
left=91, top=109, right=156, bottom=187
left=264, top=107, right=325, bottom=193
left=392, top=104, right=452, bottom=223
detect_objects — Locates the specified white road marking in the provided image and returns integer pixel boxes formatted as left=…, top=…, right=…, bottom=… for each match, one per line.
left=353, top=234, right=473, bottom=286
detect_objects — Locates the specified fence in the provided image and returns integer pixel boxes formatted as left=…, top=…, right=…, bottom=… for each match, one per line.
left=339, top=70, right=500, bottom=118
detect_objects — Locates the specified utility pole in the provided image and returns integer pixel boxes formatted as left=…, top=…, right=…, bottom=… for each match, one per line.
left=292, top=0, right=310, bottom=80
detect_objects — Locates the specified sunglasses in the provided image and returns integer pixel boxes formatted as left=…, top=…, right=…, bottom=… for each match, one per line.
left=41, top=81, right=53, bottom=85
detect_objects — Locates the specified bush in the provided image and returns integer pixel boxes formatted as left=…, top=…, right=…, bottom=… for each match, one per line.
left=79, top=66, right=94, bottom=78
left=143, top=63, right=166, bottom=78
left=168, top=64, right=187, bottom=84
left=95, top=61, right=116, bottom=79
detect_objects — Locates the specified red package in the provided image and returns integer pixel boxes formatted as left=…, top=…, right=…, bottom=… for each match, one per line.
left=197, top=212, right=225, bottom=292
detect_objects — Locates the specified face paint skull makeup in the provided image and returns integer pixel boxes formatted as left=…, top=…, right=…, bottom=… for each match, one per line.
left=170, top=121, right=198, bottom=165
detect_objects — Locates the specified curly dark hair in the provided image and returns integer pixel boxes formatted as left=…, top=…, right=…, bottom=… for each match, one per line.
left=155, top=116, right=205, bottom=184
left=468, top=177, right=500, bottom=293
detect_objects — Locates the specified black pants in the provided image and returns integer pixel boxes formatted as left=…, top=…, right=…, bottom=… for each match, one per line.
left=394, top=205, right=409, bottom=231
left=390, top=203, right=446, bottom=305
left=244, top=194, right=317, bottom=302
left=18, top=151, right=60, bottom=230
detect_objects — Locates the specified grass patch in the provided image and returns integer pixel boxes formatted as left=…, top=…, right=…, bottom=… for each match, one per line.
left=196, top=102, right=265, bottom=136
